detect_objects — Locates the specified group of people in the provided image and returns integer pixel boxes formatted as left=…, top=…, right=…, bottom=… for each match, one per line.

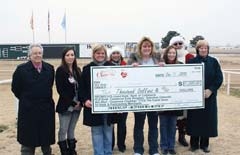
left=11, top=35, right=223, bottom=155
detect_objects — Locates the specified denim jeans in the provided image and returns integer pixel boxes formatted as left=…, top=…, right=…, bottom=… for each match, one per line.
left=159, top=115, right=177, bottom=150
left=112, top=112, right=128, bottom=150
left=21, top=145, right=51, bottom=155
left=133, top=112, right=159, bottom=155
left=58, top=110, right=80, bottom=141
left=91, top=114, right=113, bottom=155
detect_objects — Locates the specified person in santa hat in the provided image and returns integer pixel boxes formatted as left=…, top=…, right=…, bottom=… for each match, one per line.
left=169, top=36, right=194, bottom=147
left=108, top=46, right=128, bottom=153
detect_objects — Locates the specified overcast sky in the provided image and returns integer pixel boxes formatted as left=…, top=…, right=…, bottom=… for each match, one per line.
left=1, top=0, right=240, bottom=46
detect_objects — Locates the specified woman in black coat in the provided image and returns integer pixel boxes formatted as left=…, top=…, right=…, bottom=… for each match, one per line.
left=11, top=44, right=55, bottom=155
left=55, top=47, right=81, bottom=155
left=187, top=40, right=223, bottom=153
left=79, top=44, right=117, bottom=155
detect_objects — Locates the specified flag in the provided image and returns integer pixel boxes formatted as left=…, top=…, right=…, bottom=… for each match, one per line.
left=30, top=11, right=34, bottom=30
left=61, top=12, right=66, bottom=29
left=48, top=10, right=50, bottom=31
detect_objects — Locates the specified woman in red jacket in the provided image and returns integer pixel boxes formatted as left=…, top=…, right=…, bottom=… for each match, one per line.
left=108, top=46, right=127, bottom=153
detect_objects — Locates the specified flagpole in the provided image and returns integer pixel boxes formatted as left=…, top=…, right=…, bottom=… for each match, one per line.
left=65, top=25, right=67, bottom=43
left=32, top=29, right=35, bottom=43
left=64, top=10, right=67, bottom=43
left=48, top=31, right=51, bottom=43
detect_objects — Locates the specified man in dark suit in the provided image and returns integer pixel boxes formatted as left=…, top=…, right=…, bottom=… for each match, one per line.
left=12, top=44, right=55, bottom=155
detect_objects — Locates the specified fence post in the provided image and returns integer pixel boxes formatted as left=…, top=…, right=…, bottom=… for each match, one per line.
left=227, top=73, right=231, bottom=95
left=223, top=71, right=226, bottom=86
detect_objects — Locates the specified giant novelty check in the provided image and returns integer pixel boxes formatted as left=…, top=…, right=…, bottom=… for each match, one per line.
left=91, top=64, right=204, bottom=113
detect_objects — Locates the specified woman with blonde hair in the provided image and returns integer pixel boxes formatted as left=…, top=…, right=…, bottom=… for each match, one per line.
left=128, top=36, right=161, bottom=155
left=79, top=44, right=118, bottom=155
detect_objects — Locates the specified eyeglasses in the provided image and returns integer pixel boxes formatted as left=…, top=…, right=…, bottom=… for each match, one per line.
left=173, top=42, right=183, bottom=46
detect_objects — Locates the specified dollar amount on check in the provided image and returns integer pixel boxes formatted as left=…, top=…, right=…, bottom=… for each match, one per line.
left=91, top=64, right=204, bottom=113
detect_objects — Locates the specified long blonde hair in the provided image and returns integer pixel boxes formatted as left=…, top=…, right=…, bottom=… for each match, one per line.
left=136, top=36, right=156, bottom=58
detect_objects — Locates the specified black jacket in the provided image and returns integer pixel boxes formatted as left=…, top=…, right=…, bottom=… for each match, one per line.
left=79, top=61, right=118, bottom=126
left=187, top=55, right=223, bottom=137
left=55, top=66, right=81, bottom=113
left=11, top=61, right=55, bottom=147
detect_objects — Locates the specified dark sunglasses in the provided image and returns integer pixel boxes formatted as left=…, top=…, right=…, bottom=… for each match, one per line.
left=173, top=42, right=183, bottom=46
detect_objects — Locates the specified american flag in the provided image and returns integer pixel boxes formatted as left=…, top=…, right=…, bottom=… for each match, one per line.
left=61, top=12, right=66, bottom=30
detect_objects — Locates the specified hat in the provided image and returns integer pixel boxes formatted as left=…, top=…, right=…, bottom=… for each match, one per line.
left=108, top=46, right=124, bottom=57
left=169, top=36, right=185, bottom=46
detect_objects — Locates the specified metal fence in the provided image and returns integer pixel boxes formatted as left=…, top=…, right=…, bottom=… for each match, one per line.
left=2, top=69, right=240, bottom=96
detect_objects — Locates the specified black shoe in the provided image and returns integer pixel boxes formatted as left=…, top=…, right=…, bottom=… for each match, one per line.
left=58, top=140, right=70, bottom=155
left=118, top=148, right=126, bottom=153
left=161, top=149, right=168, bottom=155
left=190, top=147, right=199, bottom=152
left=168, top=149, right=176, bottom=155
left=201, top=147, right=210, bottom=153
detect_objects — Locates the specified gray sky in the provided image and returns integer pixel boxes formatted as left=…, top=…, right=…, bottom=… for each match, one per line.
left=1, top=0, right=240, bottom=46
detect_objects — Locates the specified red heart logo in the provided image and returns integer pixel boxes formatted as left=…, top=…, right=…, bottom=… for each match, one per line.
left=121, top=71, right=127, bottom=78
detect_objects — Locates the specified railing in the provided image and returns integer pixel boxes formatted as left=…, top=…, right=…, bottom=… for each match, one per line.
left=0, top=79, right=12, bottom=84
left=222, top=69, right=240, bottom=95
left=1, top=70, right=240, bottom=96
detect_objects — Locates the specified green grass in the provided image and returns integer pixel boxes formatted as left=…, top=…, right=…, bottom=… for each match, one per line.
left=230, top=88, right=240, bottom=98
left=220, top=86, right=240, bottom=98
left=0, top=125, right=8, bottom=133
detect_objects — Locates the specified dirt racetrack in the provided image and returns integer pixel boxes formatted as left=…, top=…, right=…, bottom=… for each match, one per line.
left=0, top=54, right=240, bottom=155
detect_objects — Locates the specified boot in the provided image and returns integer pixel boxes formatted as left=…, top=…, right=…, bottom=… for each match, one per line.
left=58, top=140, right=70, bottom=155
left=68, top=139, right=77, bottom=155
left=178, top=133, right=189, bottom=146
left=177, top=119, right=189, bottom=147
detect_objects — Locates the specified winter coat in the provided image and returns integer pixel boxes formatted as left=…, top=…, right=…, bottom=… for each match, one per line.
left=11, top=61, right=55, bottom=147
left=55, top=66, right=81, bottom=113
left=120, top=60, right=127, bottom=65
left=79, top=61, right=118, bottom=126
left=187, top=55, right=223, bottom=137
left=127, top=52, right=162, bottom=65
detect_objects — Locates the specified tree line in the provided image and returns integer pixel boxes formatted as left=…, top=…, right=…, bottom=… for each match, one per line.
left=161, top=31, right=205, bottom=48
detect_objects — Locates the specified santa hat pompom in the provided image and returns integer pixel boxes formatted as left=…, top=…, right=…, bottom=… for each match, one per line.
left=108, top=46, right=124, bottom=57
